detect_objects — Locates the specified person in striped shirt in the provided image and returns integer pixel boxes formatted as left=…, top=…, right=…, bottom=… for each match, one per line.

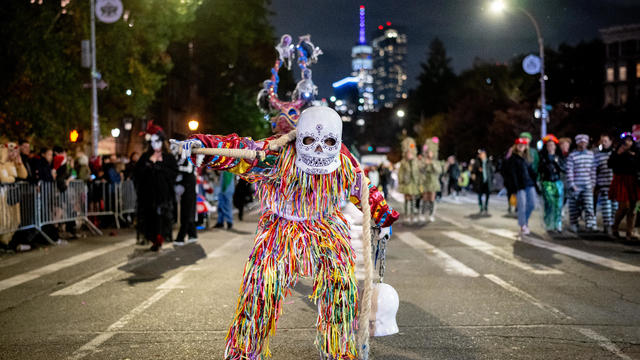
left=566, top=134, right=597, bottom=232
left=594, top=134, right=616, bottom=235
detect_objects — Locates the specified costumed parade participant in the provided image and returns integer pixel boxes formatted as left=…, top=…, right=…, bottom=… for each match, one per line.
left=172, top=143, right=199, bottom=245
left=471, top=149, right=494, bottom=215
left=173, top=35, right=399, bottom=360
left=175, top=107, right=398, bottom=359
left=397, top=137, right=421, bottom=224
left=134, top=122, right=177, bottom=251
left=420, top=137, right=441, bottom=222
left=538, top=134, right=564, bottom=232
left=608, top=133, right=639, bottom=240
left=566, top=134, right=597, bottom=232
left=594, top=134, right=615, bottom=234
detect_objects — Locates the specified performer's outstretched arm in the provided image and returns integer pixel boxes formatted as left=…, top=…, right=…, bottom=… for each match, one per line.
left=182, top=133, right=283, bottom=180
left=342, top=146, right=399, bottom=228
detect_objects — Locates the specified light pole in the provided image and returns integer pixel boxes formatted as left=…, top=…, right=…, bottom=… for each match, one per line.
left=90, top=0, right=99, bottom=157
left=489, top=0, right=548, bottom=138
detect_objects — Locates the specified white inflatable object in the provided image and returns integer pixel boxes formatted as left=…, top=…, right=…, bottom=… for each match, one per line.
left=370, top=282, right=399, bottom=337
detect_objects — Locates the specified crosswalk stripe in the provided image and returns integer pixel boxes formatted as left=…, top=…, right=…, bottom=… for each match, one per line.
left=0, top=241, right=132, bottom=293
left=519, top=236, right=640, bottom=272
left=442, top=231, right=563, bottom=275
left=397, top=232, right=479, bottom=277
left=576, top=328, right=633, bottom=360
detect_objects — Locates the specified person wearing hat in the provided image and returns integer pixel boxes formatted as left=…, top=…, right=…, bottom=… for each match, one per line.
left=608, top=133, right=639, bottom=240
left=505, top=137, right=538, bottom=235
left=539, top=134, right=564, bottom=232
left=566, top=134, right=597, bottom=232
left=519, top=131, right=540, bottom=175
left=594, top=133, right=616, bottom=235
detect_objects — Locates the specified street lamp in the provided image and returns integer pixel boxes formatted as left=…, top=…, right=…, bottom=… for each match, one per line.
left=488, top=0, right=548, bottom=138
left=188, top=119, right=199, bottom=131
left=396, top=109, right=405, bottom=118
left=111, top=128, right=120, bottom=138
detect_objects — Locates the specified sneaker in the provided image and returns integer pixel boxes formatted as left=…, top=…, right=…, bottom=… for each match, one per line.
left=418, top=214, right=426, bottom=222
left=429, top=215, right=435, bottom=222
left=17, top=244, right=31, bottom=252
left=226, top=222, right=233, bottom=230
left=173, top=241, right=186, bottom=247
left=520, top=225, right=530, bottom=235
left=214, top=223, right=224, bottom=229
left=149, top=243, right=161, bottom=252
left=187, top=237, right=198, bottom=244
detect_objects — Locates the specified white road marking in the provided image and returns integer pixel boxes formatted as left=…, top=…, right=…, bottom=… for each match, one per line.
left=483, top=274, right=569, bottom=319
left=51, top=252, right=168, bottom=296
left=67, top=235, right=246, bottom=360
left=0, top=241, right=132, bottom=293
left=442, top=231, right=563, bottom=275
left=434, top=213, right=466, bottom=229
left=576, top=327, right=633, bottom=360
left=397, top=232, right=479, bottom=277
left=519, top=236, right=640, bottom=272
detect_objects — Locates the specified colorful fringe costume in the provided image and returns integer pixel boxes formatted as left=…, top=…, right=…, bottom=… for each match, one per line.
left=190, top=133, right=398, bottom=360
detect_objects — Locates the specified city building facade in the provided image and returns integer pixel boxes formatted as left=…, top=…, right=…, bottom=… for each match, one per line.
left=372, top=23, right=408, bottom=109
left=600, top=24, right=640, bottom=107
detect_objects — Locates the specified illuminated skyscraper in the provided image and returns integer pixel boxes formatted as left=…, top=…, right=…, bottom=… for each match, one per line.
left=350, top=5, right=375, bottom=112
left=372, top=23, right=408, bottom=109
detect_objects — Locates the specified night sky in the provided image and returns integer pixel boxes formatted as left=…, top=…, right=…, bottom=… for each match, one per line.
left=269, top=0, right=640, bottom=98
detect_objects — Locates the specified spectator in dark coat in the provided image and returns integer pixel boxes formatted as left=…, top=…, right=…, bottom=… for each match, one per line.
left=471, top=149, right=494, bottom=214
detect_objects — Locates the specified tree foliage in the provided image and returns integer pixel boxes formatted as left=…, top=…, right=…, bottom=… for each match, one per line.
left=0, top=0, right=194, bottom=146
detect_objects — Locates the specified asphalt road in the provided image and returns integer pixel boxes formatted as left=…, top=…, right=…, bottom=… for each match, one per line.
left=1, top=192, right=639, bottom=360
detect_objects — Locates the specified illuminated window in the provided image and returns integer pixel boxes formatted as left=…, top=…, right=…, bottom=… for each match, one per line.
left=636, top=63, right=640, bottom=78
left=606, top=67, right=614, bottom=82
left=604, top=86, right=615, bottom=105
left=619, top=66, right=627, bottom=81
left=619, top=86, right=628, bottom=104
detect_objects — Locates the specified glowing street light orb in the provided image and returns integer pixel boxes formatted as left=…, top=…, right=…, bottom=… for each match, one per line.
left=111, top=128, right=121, bottom=138
left=188, top=120, right=199, bottom=131
left=489, top=0, right=506, bottom=14
left=396, top=109, right=405, bottom=118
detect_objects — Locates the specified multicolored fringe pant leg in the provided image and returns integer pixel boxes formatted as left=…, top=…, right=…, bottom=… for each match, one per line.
left=542, top=180, right=564, bottom=231
left=569, top=186, right=596, bottom=229
left=224, top=213, right=358, bottom=360
left=595, top=187, right=615, bottom=227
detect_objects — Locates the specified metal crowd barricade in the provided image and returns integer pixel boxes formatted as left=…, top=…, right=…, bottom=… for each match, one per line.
left=0, top=181, right=102, bottom=245
left=86, top=180, right=121, bottom=229
left=118, top=179, right=136, bottom=222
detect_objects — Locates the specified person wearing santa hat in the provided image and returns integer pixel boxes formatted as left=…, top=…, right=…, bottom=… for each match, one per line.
left=505, top=137, right=538, bottom=235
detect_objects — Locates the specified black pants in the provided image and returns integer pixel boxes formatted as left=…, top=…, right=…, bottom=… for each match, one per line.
left=176, top=174, right=197, bottom=242
left=477, top=182, right=490, bottom=211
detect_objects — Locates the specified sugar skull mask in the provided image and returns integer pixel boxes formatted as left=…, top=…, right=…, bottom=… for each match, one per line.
left=295, top=107, right=342, bottom=175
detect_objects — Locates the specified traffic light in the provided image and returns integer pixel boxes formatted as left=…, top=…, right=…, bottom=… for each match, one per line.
left=69, top=129, right=79, bottom=143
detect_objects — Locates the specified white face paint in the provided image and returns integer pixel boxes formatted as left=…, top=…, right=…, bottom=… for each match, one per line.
left=150, top=134, right=163, bottom=151
left=295, top=107, right=342, bottom=174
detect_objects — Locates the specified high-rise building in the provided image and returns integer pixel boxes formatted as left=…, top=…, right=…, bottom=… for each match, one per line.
left=600, top=24, right=640, bottom=107
left=351, top=5, right=375, bottom=112
left=372, top=23, right=408, bottom=109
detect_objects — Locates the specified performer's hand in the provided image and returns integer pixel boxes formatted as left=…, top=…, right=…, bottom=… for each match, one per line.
left=170, top=139, right=203, bottom=164
left=378, top=226, right=392, bottom=241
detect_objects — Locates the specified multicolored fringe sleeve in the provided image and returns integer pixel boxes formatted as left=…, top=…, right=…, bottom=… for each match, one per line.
left=342, top=146, right=400, bottom=228
left=189, top=133, right=280, bottom=179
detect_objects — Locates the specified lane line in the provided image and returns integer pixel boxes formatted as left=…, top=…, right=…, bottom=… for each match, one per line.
left=397, top=232, right=480, bottom=277
left=483, top=274, right=569, bottom=319
left=0, top=241, right=132, bottom=293
left=518, top=236, right=640, bottom=273
left=576, top=328, right=633, bottom=360
left=442, top=231, right=563, bottom=275
left=51, top=251, right=169, bottom=296
left=67, top=235, right=246, bottom=360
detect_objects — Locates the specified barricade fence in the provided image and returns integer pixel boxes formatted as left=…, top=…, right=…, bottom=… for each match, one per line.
left=0, top=179, right=137, bottom=245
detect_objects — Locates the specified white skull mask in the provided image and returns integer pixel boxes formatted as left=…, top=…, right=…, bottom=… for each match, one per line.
left=150, top=134, right=163, bottom=151
left=295, top=107, right=342, bottom=174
